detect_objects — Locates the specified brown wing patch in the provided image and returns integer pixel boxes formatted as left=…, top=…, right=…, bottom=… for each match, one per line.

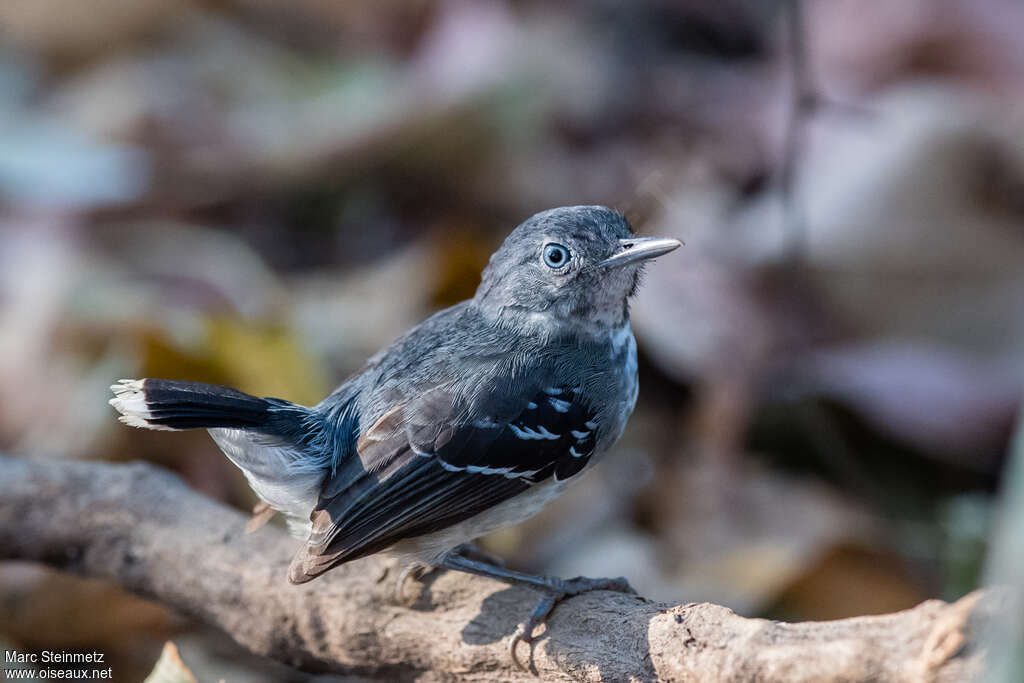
left=356, top=404, right=405, bottom=452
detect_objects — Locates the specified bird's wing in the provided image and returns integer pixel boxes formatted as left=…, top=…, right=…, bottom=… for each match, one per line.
left=288, top=382, right=600, bottom=582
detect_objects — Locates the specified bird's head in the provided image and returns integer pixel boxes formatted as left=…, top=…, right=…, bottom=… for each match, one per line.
left=473, top=206, right=681, bottom=335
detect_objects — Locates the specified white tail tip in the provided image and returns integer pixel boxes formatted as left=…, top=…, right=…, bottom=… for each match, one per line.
left=109, top=378, right=174, bottom=431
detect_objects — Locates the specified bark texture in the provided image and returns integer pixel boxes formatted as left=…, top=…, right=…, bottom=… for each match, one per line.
left=0, top=456, right=994, bottom=681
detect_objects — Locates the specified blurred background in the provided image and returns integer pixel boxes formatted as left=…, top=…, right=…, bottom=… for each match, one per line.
left=2, top=0, right=1024, bottom=680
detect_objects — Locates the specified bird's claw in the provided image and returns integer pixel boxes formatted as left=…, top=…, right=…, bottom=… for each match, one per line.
left=508, top=623, right=533, bottom=673
left=509, top=593, right=556, bottom=673
left=508, top=576, right=634, bottom=673
left=394, top=563, right=429, bottom=605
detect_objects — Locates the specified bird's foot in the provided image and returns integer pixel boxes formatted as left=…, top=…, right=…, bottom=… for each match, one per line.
left=394, top=562, right=430, bottom=605
left=440, top=551, right=634, bottom=673
left=508, top=575, right=634, bottom=673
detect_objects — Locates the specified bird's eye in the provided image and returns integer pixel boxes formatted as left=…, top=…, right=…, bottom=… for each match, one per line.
left=542, top=243, right=571, bottom=269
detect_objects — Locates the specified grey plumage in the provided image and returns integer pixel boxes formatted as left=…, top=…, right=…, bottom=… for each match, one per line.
left=109, top=205, right=679, bottom=585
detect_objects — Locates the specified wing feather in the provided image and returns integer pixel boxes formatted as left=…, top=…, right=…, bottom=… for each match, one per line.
left=289, top=382, right=601, bottom=583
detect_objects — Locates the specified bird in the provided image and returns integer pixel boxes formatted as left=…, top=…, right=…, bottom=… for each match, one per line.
left=109, top=205, right=680, bottom=669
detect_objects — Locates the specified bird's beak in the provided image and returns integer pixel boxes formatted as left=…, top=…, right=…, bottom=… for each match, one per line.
left=599, top=237, right=682, bottom=269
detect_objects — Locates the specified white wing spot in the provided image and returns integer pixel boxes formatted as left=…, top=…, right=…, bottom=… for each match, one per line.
left=584, top=420, right=598, bottom=430
left=548, top=397, right=571, bottom=413
left=509, top=423, right=560, bottom=440
left=543, top=386, right=563, bottom=395
left=460, top=464, right=540, bottom=479
left=570, top=429, right=590, bottom=439
left=509, top=424, right=535, bottom=439
left=535, top=426, right=560, bottom=439
left=465, top=464, right=508, bottom=475
left=410, top=441, right=435, bottom=457
left=526, top=401, right=538, bottom=410
left=569, top=446, right=588, bottom=458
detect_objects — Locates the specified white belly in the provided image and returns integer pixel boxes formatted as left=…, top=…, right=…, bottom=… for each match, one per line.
left=209, top=427, right=322, bottom=538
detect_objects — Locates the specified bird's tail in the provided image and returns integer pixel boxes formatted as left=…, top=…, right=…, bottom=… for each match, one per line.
left=109, top=378, right=288, bottom=432
left=110, top=378, right=330, bottom=537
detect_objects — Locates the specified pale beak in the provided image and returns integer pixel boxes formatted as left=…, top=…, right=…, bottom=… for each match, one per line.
left=599, top=237, right=682, bottom=268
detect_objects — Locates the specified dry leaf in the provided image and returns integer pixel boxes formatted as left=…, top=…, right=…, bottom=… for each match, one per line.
left=143, top=642, right=198, bottom=683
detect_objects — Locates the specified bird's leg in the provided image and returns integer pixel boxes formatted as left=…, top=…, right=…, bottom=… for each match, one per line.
left=441, top=552, right=634, bottom=672
left=395, top=545, right=505, bottom=605
left=449, top=542, right=506, bottom=567
left=395, top=544, right=505, bottom=605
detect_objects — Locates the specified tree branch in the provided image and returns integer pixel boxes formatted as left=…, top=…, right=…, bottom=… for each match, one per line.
left=0, top=456, right=994, bottom=681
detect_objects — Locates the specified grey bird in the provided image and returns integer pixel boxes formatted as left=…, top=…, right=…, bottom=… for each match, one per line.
left=109, top=205, right=680, bottom=669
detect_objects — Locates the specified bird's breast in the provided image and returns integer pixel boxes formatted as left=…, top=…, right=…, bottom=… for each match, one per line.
left=574, top=323, right=638, bottom=462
